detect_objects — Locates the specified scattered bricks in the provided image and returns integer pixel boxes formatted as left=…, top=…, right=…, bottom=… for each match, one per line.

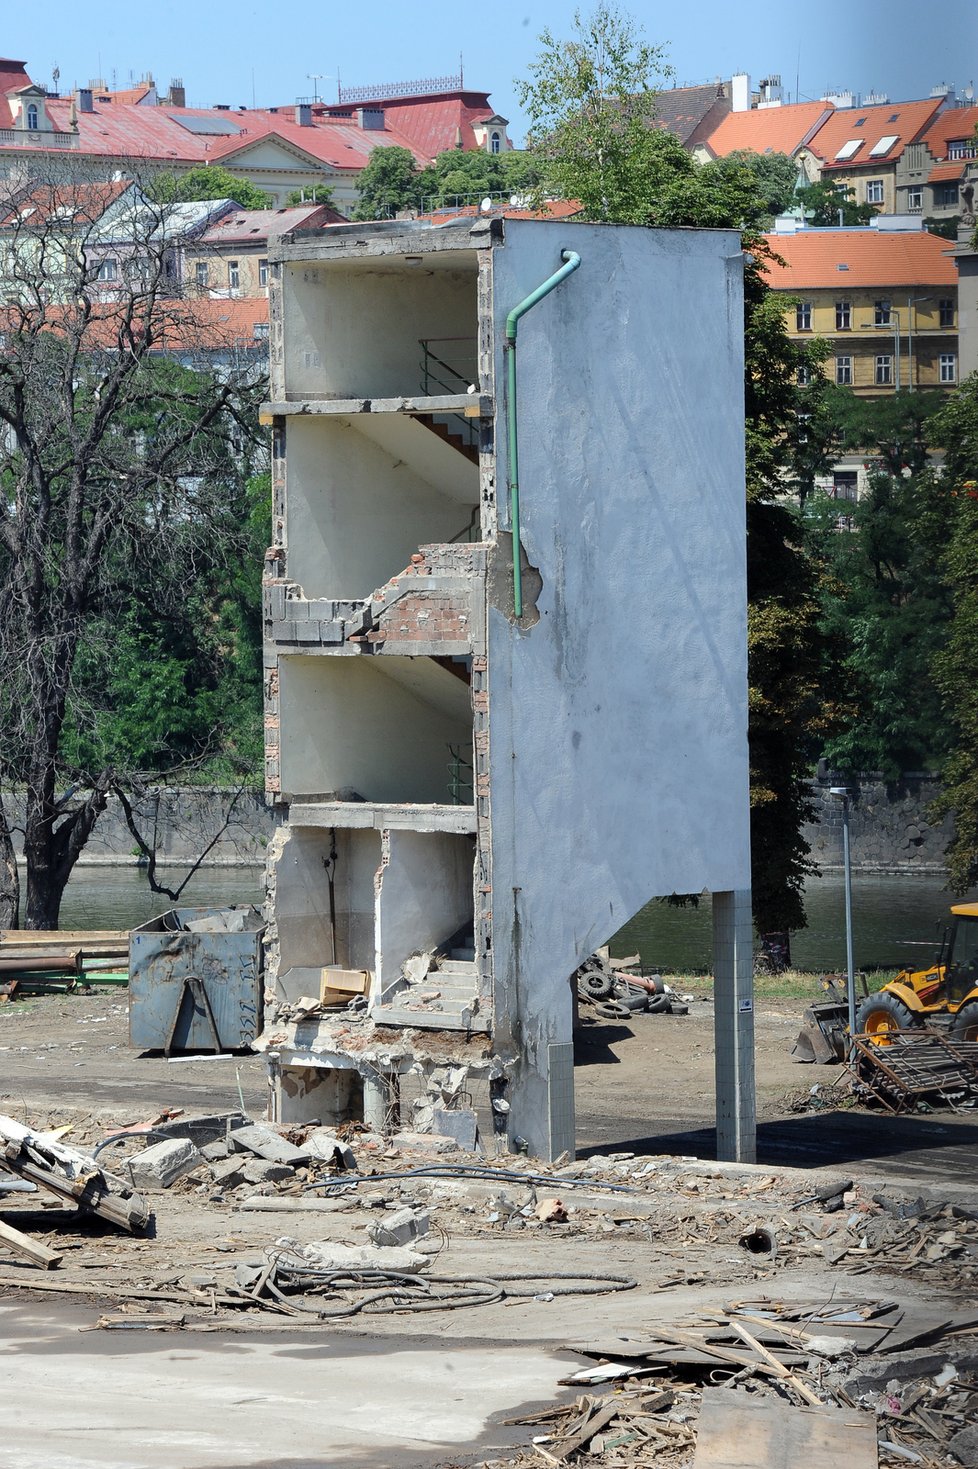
left=127, top=1138, right=204, bottom=1192
left=367, top=1206, right=430, bottom=1248
left=231, top=1123, right=309, bottom=1165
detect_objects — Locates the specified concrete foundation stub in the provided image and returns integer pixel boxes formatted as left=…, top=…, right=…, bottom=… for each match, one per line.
left=712, top=889, right=756, bottom=1163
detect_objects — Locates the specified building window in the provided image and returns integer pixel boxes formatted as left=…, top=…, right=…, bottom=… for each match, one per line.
left=97, top=258, right=118, bottom=282
left=253, top=321, right=269, bottom=340
left=948, top=139, right=977, bottom=160
left=835, top=300, right=851, bottom=330
left=796, top=301, right=812, bottom=331
left=940, top=353, right=957, bottom=383
left=26, top=103, right=38, bottom=130
left=907, top=187, right=922, bottom=212
left=866, top=179, right=884, bottom=204
left=832, top=471, right=858, bottom=502
left=836, top=355, right=852, bottom=385
left=195, top=261, right=209, bottom=289
left=874, top=298, right=891, bottom=326
left=490, top=130, right=501, bottom=154
left=797, top=363, right=811, bottom=386
left=258, top=257, right=268, bottom=288
left=875, top=354, right=892, bottom=385
left=939, top=298, right=954, bottom=327
left=939, top=184, right=959, bottom=207
left=228, top=260, right=240, bottom=291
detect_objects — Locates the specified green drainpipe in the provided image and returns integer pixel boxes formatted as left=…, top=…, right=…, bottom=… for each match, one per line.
left=504, top=248, right=582, bottom=618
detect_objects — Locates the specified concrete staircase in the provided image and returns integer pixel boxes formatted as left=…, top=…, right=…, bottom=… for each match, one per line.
left=373, top=948, right=485, bottom=1032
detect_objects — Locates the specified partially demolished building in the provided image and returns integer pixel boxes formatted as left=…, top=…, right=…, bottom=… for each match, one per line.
left=260, top=215, right=754, bottom=1161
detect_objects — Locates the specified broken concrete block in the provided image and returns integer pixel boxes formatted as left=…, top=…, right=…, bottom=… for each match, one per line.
left=949, top=1425, right=978, bottom=1469
left=302, top=1129, right=356, bottom=1170
left=367, top=1206, right=430, bottom=1248
left=201, top=1141, right=230, bottom=1162
left=284, top=1240, right=427, bottom=1273
left=127, top=1138, right=203, bottom=1191
left=230, top=1124, right=309, bottom=1165
left=240, top=1159, right=294, bottom=1186
left=210, top=1155, right=250, bottom=1188
left=391, top=1130, right=459, bottom=1154
left=432, top=1107, right=479, bottom=1153
left=154, top=1112, right=250, bottom=1148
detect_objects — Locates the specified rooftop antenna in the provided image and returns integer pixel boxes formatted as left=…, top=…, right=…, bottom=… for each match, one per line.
left=795, top=45, right=801, bottom=105
left=459, top=52, right=464, bottom=88
left=308, top=74, right=324, bottom=103
left=51, top=64, right=59, bottom=95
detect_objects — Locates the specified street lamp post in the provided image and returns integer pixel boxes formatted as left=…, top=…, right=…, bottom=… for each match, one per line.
left=829, top=786, right=857, bottom=1042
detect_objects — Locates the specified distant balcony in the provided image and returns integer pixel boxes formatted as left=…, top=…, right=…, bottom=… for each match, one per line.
left=0, top=127, right=78, bottom=150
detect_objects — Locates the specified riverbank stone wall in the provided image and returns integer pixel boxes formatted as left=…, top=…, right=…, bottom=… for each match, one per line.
left=803, top=774, right=951, bottom=873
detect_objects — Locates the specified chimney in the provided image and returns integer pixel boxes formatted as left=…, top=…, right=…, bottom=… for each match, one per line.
left=358, top=107, right=385, bottom=130
left=295, top=103, right=312, bottom=127
left=168, top=78, right=186, bottom=108
left=730, top=73, right=750, bottom=113
left=77, top=88, right=94, bottom=113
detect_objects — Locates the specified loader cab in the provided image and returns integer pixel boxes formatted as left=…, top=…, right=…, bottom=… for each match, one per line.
left=944, top=905, right=978, bottom=1003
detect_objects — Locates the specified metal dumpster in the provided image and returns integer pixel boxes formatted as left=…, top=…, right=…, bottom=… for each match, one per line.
left=129, top=906, right=265, bottom=1054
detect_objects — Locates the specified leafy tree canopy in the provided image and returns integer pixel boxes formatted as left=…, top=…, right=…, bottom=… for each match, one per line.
left=352, top=146, right=423, bottom=221
left=285, top=184, right=335, bottom=207
left=707, top=151, right=799, bottom=222
left=795, top=179, right=877, bottom=226
left=151, top=165, right=270, bottom=210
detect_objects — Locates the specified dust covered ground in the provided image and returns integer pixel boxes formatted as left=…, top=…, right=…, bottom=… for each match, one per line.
left=2, top=987, right=978, bottom=1469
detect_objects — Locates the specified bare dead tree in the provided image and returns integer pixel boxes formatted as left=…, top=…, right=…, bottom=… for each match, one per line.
left=0, top=158, right=267, bottom=928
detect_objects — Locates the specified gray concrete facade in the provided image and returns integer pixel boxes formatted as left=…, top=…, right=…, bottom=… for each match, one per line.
left=260, top=215, right=753, bottom=1160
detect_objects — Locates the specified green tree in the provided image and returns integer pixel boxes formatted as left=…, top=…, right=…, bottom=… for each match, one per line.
left=796, top=179, right=878, bottom=226
left=519, top=4, right=840, bottom=946
left=285, top=185, right=336, bottom=207
left=352, top=146, right=422, bottom=221
left=708, top=150, right=799, bottom=222
left=807, top=466, right=954, bottom=778
left=827, top=388, right=947, bottom=476
left=516, top=3, right=673, bottom=222
left=0, top=166, right=265, bottom=928
left=930, top=379, right=978, bottom=891
left=151, top=165, right=270, bottom=210
left=417, top=149, right=539, bottom=210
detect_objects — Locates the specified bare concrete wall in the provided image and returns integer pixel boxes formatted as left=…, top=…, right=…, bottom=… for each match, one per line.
left=376, top=830, right=475, bottom=996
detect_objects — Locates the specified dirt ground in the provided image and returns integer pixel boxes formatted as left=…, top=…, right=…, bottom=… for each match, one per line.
left=2, top=985, right=978, bottom=1468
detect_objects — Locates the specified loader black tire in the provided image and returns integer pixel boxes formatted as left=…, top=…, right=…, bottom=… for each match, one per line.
left=950, top=1000, right=978, bottom=1044
left=855, top=991, right=920, bottom=1045
left=578, top=968, right=614, bottom=1000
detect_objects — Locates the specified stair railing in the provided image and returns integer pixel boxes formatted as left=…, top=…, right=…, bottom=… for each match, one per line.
left=419, top=336, right=479, bottom=449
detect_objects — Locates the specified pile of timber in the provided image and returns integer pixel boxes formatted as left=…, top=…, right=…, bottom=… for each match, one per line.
left=0, top=929, right=129, bottom=999
left=0, top=1113, right=149, bottom=1244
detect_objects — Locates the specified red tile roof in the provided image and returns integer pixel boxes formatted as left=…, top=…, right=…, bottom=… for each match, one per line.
left=196, top=203, right=339, bottom=244
left=16, top=99, right=431, bottom=171
left=918, top=105, right=978, bottom=160
left=318, top=90, right=502, bottom=157
left=0, top=177, right=133, bottom=228
left=807, top=98, right=943, bottom=168
left=928, top=160, right=970, bottom=182
left=0, top=57, right=34, bottom=128
left=703, top=101, right=834, bottom=158
left=761, top=227, right=957, bottom=290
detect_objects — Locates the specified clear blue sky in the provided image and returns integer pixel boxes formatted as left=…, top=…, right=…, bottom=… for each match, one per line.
left=8, top=0, right=974, bottom=145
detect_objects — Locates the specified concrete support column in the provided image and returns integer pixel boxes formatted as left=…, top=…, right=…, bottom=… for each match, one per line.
left=363, top=1068, right=400, bottom=1135
left=712, top=889, right=756, bottom=1163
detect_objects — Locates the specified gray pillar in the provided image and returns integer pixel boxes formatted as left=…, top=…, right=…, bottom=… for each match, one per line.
left=712, top=889, right=756, bottom=1163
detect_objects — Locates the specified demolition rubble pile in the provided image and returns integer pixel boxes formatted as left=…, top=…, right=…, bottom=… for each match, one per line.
left=2, top=1107, right=977, bottom=1467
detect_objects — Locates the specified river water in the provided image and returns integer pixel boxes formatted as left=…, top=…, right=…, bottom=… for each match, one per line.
left=51, top=864, right=977, bottom=975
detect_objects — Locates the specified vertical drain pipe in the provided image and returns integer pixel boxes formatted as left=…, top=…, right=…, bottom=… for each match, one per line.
left=504, top=249, right=582, bottom=618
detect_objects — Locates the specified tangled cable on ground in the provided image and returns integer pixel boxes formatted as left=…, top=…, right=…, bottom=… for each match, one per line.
left=304, top=1163, right=636, bottom=1194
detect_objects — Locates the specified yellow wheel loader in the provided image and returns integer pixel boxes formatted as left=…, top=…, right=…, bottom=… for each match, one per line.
left=856, top=903, right=978, bottom=1044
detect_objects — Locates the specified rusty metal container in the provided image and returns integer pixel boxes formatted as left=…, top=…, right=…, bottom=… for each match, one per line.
left=128, top=906, right=265, bottom=1053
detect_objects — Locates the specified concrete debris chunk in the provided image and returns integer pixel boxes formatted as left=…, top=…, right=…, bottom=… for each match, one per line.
left=230, top=1123, right=309, bottom=1164
left=432, top=1107, right=479, bottom=1153
left=367, top=1206, right=429, bottom=1248
left=153, top=1112, right=250, bottom=1148
left=127, top=1138, right=203, bottom=1192
left=391, top=1130, right=459, bottom=1154
left=275, top=1238, right=428, bottom=1273
left=301, top=1128, right=356, bottom=1169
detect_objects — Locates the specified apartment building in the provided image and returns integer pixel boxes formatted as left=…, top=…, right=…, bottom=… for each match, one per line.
left=259, top=215, right=754, bottom=1161
left=182, top=204, right=342, bottom=299
left=765, top=225, right=959, bottom=394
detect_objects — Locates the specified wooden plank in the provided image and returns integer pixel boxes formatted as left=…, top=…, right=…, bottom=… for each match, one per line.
left=693, top=1388, right=877, bottom=1469
left=0, top=1216, right=62, bottom=1269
